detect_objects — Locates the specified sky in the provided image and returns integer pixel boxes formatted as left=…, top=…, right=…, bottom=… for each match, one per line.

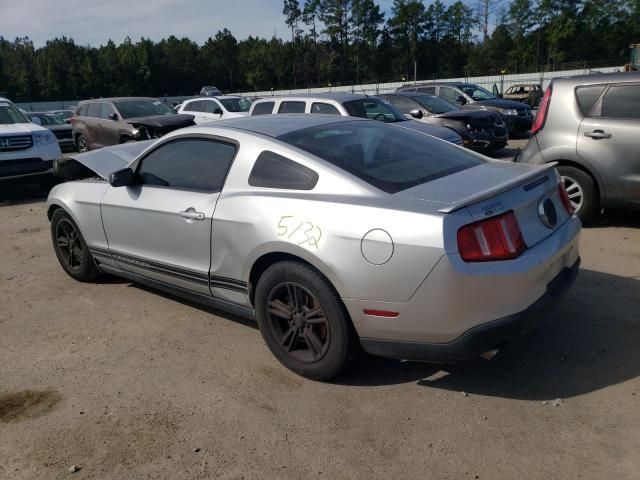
left=0, top=0, right=476, bottom=48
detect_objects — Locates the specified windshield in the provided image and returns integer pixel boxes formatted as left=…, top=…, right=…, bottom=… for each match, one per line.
left=51, top=110, right=74, bottom=120
left=343, top=99, right=405, bottom=123
left=114, top=100, right=175, bottom=119
left=28, top=113, right=67, bottom=126
left=0, top=101, right=29, bottom=125
left=278, top=120, right=483, bottom=193
left=220, top=97, right=253, bottom=113
left=460, top=84, right=496, bottom=101
left=411, top=95, right=458, bottom=114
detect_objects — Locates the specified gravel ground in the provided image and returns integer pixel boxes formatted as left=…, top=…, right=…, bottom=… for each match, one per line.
left=1, top=159, right=639, bottom=479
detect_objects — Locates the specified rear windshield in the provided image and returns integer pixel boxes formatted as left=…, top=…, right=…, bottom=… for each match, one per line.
left=278, top=120, right=484, bottom=193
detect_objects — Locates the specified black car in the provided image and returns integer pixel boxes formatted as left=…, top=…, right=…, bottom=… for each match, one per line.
left=27, top=112, right=75, bottom=151
left=396, top=82, right=533, bottom=136
left=48, top=109, right=76, bottom=122
left=379, top=92, right=508, bottom=152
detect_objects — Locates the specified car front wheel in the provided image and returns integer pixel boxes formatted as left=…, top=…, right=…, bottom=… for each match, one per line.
left=254, top=261, right=356, bottom=380
left=50, top=209, right=101, bottom=282
left=76, top=135, right=89, bottom=153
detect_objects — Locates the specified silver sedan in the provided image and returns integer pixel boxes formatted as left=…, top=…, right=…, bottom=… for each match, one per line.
left=48, top=115, right=581, bottom=380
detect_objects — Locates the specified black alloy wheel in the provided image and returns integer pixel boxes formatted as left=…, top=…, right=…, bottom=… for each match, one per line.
left=50, top=209, right=101, bottom=282
left=266, top=282, right=330, bottom=363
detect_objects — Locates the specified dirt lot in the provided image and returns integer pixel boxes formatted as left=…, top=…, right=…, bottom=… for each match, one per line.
left=1, top=173, right=639, bottom=480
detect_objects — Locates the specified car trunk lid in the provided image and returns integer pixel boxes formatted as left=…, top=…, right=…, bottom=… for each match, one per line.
left=397, top=161, right=569, bottom=249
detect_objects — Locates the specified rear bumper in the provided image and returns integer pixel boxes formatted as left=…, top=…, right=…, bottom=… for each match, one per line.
left=360, top=257, right=580, bottom=362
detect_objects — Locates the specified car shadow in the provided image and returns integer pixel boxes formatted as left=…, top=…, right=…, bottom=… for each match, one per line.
left=336, top=268, right=640, bottom=400
left=0, top=175, right=59, bottom=207
left=585, top=208, right=640, bottom=229
left=130, top=282, right=259, bottom=331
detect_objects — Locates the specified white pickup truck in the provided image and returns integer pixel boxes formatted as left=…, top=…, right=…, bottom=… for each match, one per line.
left=1, top=97, right=62, bottom=187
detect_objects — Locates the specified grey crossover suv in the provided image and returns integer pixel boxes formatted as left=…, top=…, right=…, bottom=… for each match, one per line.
left=517, top=72, right=640, bottom=221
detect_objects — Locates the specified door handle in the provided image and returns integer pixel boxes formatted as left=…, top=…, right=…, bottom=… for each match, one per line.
left=584, top=130, right=611, bottom=139
left=179, top=208, right=205, bottom=221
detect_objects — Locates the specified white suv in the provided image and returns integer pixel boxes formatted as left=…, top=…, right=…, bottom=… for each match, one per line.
left=1, top=97, right=61, bottom=185
left=176, top=96, right=252, bottom=124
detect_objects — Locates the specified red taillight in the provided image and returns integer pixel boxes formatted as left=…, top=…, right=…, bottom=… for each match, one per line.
left=531, top=85, right=552, bottom=135
left=457, top=211, right=526, bottom=262
left=558, top=182, right=574, bottom=215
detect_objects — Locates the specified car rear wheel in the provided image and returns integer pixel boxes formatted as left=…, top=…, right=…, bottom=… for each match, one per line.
left=77, top=135, right=89, bottom=153
left=254, top=261, right=356, bottom=380
left=558, top=166, right=597, bottom=222
left=50, top=209, right=101, bottom=282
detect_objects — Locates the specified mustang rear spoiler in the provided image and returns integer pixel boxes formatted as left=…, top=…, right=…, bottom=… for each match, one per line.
left=438, top=162, right=558, bottom=213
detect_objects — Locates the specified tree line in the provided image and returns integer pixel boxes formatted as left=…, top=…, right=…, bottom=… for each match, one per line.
left=1, top=0, right=638, bottom=102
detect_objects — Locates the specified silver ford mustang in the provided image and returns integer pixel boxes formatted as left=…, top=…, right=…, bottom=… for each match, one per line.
left=47, top=115, right=581, bottom=380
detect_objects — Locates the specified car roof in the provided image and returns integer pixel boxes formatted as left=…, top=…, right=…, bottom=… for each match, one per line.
left=186, top=95, right=244, bottom=101
left=210, top=114, right=361, bottom=138
left=552, top=71, right=640, bottom=86
left=254, top=92, right=368, bottom=103
left=78, top=97, right=161, bottom=104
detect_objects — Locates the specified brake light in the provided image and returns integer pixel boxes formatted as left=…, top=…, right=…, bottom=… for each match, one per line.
left=558, top=182, right=574, bottom=215
left=457, top=211, right=526, bottom=262
left=531, top=85, right=552, bottom=135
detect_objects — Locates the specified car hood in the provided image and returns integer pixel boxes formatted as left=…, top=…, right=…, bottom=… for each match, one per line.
left=66, top=140, right=154, bottom=179
left=394, top=120, right=462, bottom=144
left=45, top=124, right=73, bottom=132
left=0, top=122, right=48, bottom=134
left=469, top=98, right=530, bottom=110
left=126, top=114, right=195, bottom=129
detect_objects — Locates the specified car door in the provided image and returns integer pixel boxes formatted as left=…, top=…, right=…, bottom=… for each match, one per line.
left=84, top=102, right=102, bottom=148
left=577, top=83, right=640, bottom=204
left=101, top=136, right=237, bottom=295
left=203, top=99, right=223, bottom=121
left=99, top=102, right=121, bottom=146
left=182, top=100, right=207, bottom=124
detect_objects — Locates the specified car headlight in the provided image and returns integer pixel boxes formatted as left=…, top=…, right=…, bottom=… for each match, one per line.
left=131, top=128, right=140, bottom=137
left=34, top=130, right=56, bottom=146
left=466, top=123, right=472, bottom=130
left=500, top=108, right=519, bottom=116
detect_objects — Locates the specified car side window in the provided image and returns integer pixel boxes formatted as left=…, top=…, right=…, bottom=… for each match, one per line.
left=100, top=103, right=116, bottom=119
left=87, top=103, right=101, bottom=118
left=252, top=102, right=275, bottom=115
left=417, top=86, right=435, bottom=94
left=204, top=100, right=221, bottom=114
left=278, top=101, right=306, bottom=114
left=439, top=87, right=460, bottom=103
left=575, top=86, right=606, bottom=116
left=136, top=138, right=236, bottom=193
left=310, top=102, right=340, bottom=115
left=388, top=96, right=418, bottom=114
left=248, top=150, right=318, bottom=190
left=184, top=101, right=204, bottom=112
left=599, top=84, right=640, bottom=119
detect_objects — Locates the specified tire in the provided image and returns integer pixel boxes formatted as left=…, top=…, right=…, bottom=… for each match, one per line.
left=254, top=261, right=356, bottom=380
left=50, top=209, right=101, bottom=282
left=76, top=135, right=89, bottom=153
left=558, top=166, right=597, bottom=222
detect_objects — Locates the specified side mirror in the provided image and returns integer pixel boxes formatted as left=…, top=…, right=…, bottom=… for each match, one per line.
left=108, top=113, right=119, bottom=121
left=213, top=108, right=223, bottom=115
left=109, top=167, right=135, bottom=187
left=409, top=109, right=423, bottom=119
left=456, top=95, right=467, bottom=105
